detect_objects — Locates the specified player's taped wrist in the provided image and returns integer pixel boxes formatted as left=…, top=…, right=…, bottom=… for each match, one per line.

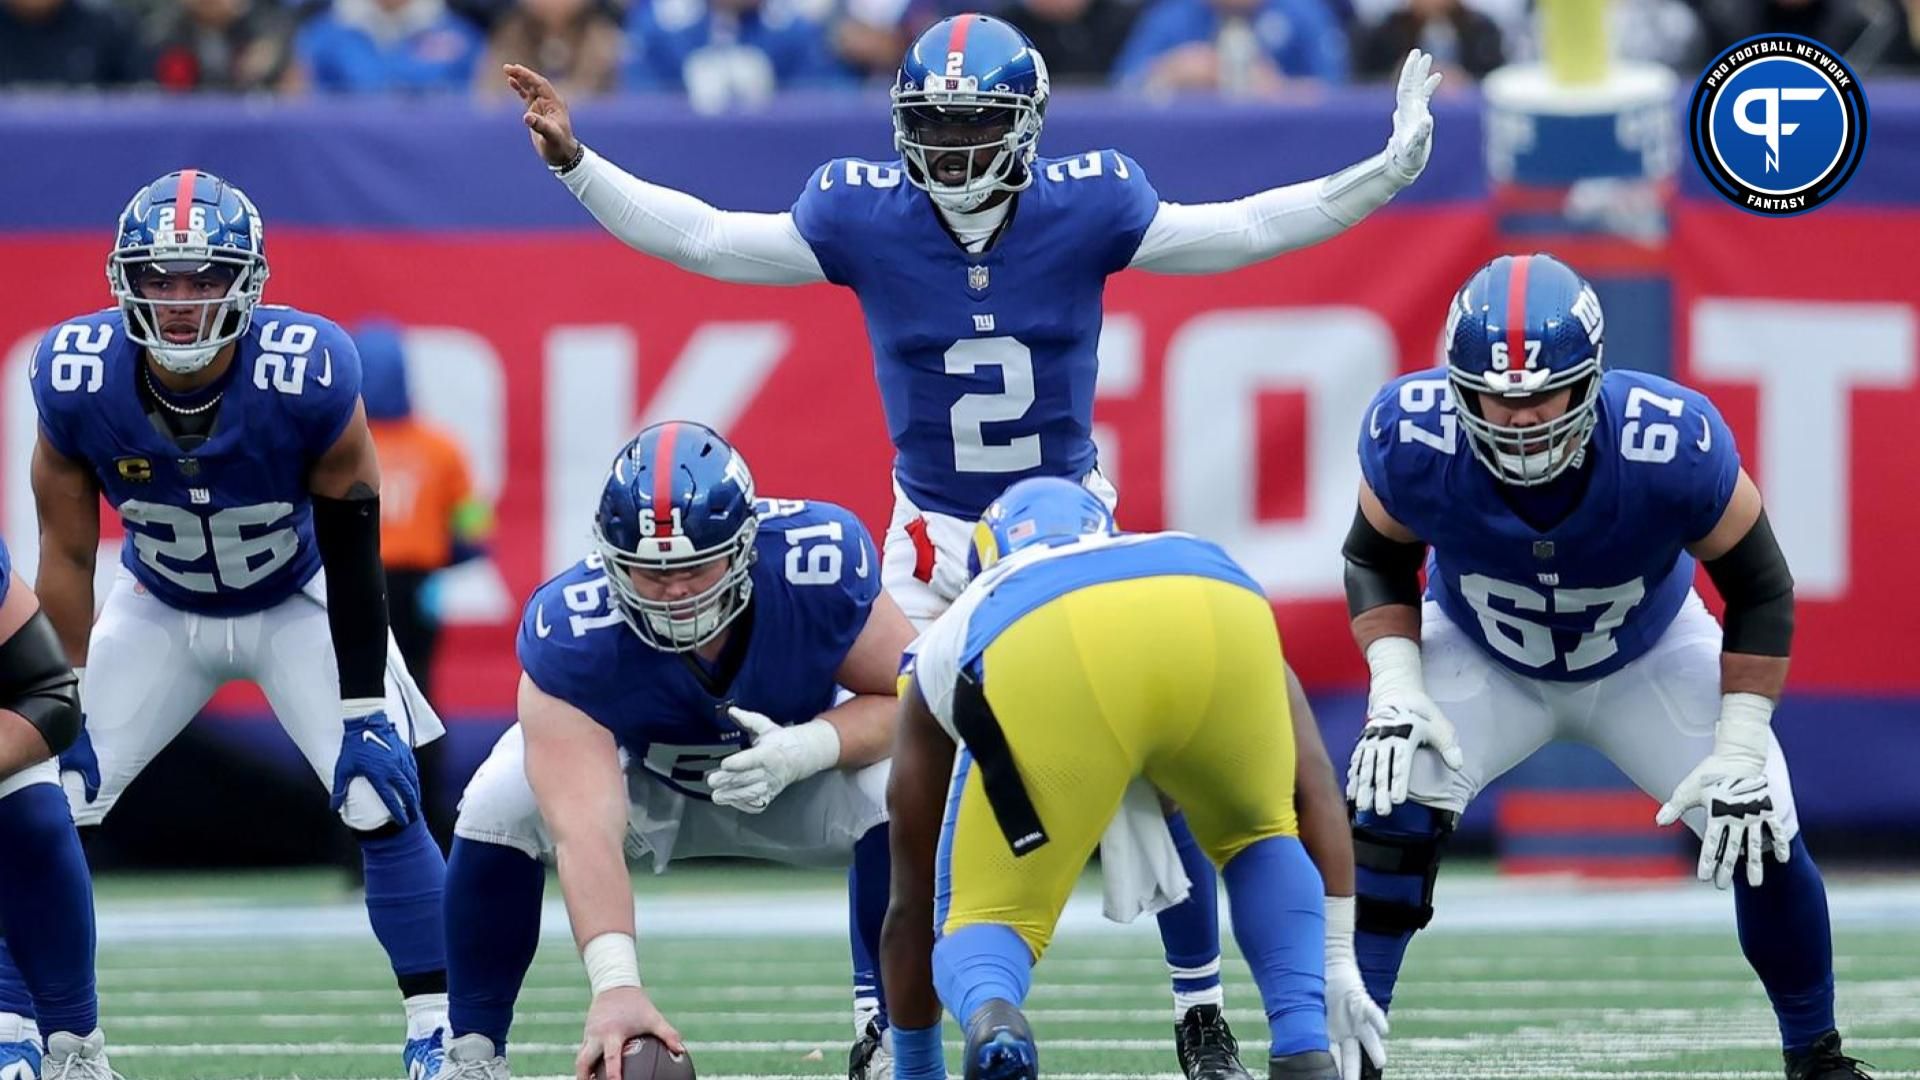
left=583, top=932, right=642, bottom=996
left=1364, top=637, right=1425, bottom=709
left=1713, top=692, right=1774, bottom=771
left=1324, top=894, right=1357, bottom=960
left=790, top=717, right=844, bottom=774
left=342, top=697, right=385, bottom=721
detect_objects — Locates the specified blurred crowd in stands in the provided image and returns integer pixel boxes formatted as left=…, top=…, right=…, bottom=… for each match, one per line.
left=1, top=0, right=1916, bottom=107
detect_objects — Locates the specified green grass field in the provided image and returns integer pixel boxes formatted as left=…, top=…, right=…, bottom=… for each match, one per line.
left=83, top=867, right=1920, bottom=1080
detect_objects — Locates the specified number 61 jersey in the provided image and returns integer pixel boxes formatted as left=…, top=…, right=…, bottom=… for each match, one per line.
left=29, top=306, right=362, bottom=616
left=1360, top=368, right=1740, bottom=682
left=515, top=499, right=880, bottom=798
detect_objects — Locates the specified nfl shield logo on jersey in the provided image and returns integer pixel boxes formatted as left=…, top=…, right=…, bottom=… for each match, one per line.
left=967, top=265, right=990, bottom=292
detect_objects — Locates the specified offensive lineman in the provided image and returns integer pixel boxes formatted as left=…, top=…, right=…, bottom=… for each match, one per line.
left=433, top=423, right=917, bottom=1080
left=1340, top=253, right=1872, bottom=1080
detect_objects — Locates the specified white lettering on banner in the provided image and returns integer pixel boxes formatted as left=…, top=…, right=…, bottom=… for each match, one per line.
left=1093, top=315, right=1143, bottom=491
left=1164, top=308, right=1396, bottom=598
left=542, top=322, right=788, bottom=576
left=1691, top=299, right=1915, bottom=599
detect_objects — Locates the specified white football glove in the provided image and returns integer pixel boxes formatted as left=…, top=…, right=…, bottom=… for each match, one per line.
left=1656, top=693, right=1792, bottom=889
left=708, top=707, right=841, bottom=814
left=1384, top=49, right=1442, bottom=184
left=1346, top=638, right=1464, bottom=817
left=1325, top=896, right=1388, bottom=1080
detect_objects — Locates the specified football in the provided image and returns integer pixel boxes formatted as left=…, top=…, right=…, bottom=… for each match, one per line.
left=591, top=1036, right=696, bottom=1080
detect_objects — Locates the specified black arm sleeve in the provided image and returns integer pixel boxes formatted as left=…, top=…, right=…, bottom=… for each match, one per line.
left=312, top=486, right=392, bottom=702
left=0, top=610, right=81, bottom=756
left=1701, top=509, right=1795, bottom=657
left=1342, top=505, right=1427, bottom=618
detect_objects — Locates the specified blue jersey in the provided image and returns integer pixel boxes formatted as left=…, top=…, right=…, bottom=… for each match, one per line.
left=1360, top=368, right=1740, bottom=682
left=791, top=150, right=1160, bottom=518
left=30, top=306, right=362, bottom=617
left=0, top=533, right=11, bottom=608
left=516, top=499, right=880, bottom=798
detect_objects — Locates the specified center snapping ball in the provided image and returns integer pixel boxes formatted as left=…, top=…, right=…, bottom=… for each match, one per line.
left=592, top=1036, right=695, bottom=1080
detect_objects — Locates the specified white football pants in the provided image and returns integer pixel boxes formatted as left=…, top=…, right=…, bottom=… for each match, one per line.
left=67, top=565, right=443, bottom=830
left=1403, top=591, right=1801, bottom=841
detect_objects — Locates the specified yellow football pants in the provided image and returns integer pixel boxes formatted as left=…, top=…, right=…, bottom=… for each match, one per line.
left=937, top=574, right=1298, bottom=958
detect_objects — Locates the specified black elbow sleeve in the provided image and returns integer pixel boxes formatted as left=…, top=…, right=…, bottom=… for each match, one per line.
left=1342, top=505, right=1426, bottom=618
left=1702, top=509, right=1795, bottom=657
left=0, top=610, right=81, bottom=756
left=312, top=488, right=392, bottom=702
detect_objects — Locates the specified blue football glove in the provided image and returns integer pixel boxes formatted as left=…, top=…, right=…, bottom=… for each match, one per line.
left=330, top=711, right=422, bottom=827
left=59, top=723, right=101, bottom=805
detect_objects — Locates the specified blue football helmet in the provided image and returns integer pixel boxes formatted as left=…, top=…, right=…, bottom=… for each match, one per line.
left=592, top=421, right=759, bottom=652
left=968, top=477, right=1115, bottom=579
left=1444, top=252, right=1606, bottom=487
left=108, top=169, right=269, bottom=374
left=892, top=14, right=1050, bottom=213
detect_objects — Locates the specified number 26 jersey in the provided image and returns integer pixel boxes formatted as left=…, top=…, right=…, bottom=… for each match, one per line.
left=30, top=306, right=362, bottom=616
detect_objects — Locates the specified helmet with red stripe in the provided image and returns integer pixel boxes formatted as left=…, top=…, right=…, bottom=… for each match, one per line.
left=891, top=13, right=1049, bottom=213
left=592, top=421, right=759, bottom=652
left=109, top=169, right=269, bottom=375
left=1444, top=252, right=1606, bottom=487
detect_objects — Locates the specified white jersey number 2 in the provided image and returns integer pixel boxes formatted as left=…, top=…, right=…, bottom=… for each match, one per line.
left=947, top=337, right=1042, bottom=474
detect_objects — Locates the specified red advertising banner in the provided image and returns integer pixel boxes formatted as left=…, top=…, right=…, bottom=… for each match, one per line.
left=4, top=202, right=1917, bottom=716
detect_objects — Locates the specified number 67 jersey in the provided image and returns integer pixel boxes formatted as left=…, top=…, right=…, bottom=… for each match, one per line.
left=29, top=306, right=362, bottom=615
left=1360, top=367, right=1740, bottom=682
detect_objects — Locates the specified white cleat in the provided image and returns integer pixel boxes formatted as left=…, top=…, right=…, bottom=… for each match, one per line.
left=431, top=1033, right=510, bottom=1080
left=41, top=1031, right=119, bottom=1080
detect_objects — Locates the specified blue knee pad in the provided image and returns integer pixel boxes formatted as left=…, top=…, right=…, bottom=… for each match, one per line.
left=1351, top=801, right=1454, bottom=1010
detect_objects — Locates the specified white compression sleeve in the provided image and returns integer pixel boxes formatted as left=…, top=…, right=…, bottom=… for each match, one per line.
left=1128, top=151, right=1412, bottom=274
left=559, top=147, right=827, bottom=285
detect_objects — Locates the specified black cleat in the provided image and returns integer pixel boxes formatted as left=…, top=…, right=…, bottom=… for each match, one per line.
left=963, top=999, right=1037, bottom=1080
left=1175, top=1005, right=1253, bottom=1080
left=1268, top=1050, right=1340, bottom=1080
left=1359, top=1056, right=1383, bottom=1080
left=1786, top=1030, right=1875, bottom=1080
left=849, top=1016, right=892, bottom=1080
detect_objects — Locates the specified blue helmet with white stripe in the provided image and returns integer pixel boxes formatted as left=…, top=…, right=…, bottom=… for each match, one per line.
left=967, top=477, right=1114, bottom=579
left=892, top=14, right=1050, bottom=214
left=592, top=421, right=759, bottom=652
left=1444, top=253, right=1606, bottom=487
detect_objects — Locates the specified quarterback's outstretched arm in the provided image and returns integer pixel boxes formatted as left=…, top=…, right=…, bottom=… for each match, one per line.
left=506, top=63, right=825, bottom=286
left=1129, top=50, right=1442, bottom=275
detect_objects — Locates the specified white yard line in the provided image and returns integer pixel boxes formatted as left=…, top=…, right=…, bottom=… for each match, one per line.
left=91, top=879, right=1920, bottom=944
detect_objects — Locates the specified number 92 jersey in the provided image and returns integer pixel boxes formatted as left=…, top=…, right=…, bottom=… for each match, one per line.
left=1360, top=368, right=1740, bottom=682
left=29, top=307, right=362, bottom=617
left=791, top=151, right=1159, bottom=520
left=515, top=499, right=880, bottom=798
